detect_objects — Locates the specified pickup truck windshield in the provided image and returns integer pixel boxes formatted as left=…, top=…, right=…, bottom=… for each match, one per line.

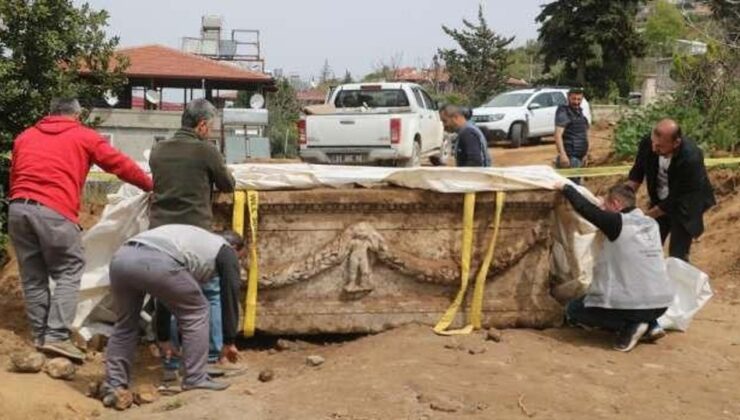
left=334, top=89, right=410, bottom=108
left=484, top=93, right=532, bottom=108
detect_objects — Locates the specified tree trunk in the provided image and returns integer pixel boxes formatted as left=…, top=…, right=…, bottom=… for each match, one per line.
left=576, top=59, right=586, bottom=87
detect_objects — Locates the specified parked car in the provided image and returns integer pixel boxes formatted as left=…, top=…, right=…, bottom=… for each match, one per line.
left=299, top=83, right=449, bottom=167
left=471, top=87, right=592, bottom=148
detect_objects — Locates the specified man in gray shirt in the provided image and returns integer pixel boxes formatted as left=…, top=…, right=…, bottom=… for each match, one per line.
left=100, top=225, right=243, bottom=407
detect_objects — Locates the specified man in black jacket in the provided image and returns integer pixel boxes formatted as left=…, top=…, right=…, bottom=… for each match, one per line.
left=626, top=119, right=716, bottom=261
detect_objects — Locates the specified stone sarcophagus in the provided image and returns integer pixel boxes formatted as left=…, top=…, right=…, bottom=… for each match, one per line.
left=214, top=188, right=564, bottom=335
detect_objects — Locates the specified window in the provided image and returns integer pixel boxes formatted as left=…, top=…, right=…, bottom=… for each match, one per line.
left=531, top=93, right=554, bottom=108
left=334, top=89, right=410, bottom=108
left=420, top=89, right=437, bottom=110
left=485, top=93, right=533, bottom=107
left=551, top=92, right=567, bottom=106
left=412, top=88, right=426, bottom=109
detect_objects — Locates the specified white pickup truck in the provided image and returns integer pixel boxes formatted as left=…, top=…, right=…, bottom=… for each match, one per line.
left=298, top=83, right=448, bottom=167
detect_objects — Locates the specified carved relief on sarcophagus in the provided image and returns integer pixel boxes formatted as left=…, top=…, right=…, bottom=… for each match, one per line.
left=214, top=188, right=564, bottom=335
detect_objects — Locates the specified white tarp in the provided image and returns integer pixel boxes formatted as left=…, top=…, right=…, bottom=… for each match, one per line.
left=74, top=164, right=599, bottom=337
left=231, top=164, right=570, bottom=192
left=658, top=258, right=713, bottom=331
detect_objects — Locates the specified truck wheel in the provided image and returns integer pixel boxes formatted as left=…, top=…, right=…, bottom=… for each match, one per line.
left=403, top=141, right=422, bottom=167
left=510, top=122, right=527, bottom=149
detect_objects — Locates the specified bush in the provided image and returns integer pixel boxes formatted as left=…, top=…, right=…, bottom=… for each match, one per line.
left=614, top=101, right=707, bottom=158
left=615, top=44, right=739, bottom=159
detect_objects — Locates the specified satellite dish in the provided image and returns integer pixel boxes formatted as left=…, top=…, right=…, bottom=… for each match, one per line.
left=145, top=89, right=161, bottom=104
left=249, top=93, right=265, bottom=109
left=103, top=90, right=119, bottom=107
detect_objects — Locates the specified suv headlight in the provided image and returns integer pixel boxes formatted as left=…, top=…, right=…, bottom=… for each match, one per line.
left=475, top=114, right=505, bottom=123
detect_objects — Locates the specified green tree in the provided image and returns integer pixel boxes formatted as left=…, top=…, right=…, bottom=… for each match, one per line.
left=537, top=0, right=646, bottom=99
left=438, top=5, right=514, bottom=106
left=0, top=0, right=128, bottom=248
left=264, top=79, right=301, bottom=157
left=507, top=40, right=542, bottom=82
left=644, top=0, right=688, bottom=57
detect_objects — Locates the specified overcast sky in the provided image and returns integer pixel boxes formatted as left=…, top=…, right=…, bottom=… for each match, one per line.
left=79, top=0, right=549, bottom=79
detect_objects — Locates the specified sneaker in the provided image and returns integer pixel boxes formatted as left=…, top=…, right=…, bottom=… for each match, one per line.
left=40, top=340, right=85, bottom=361
left=182, top=378, right=230, bottom=392
left=641, top=323, right=667, bottom=343
left=614, top=323, right=649, bottom=353
left=206, top=366, right=226, bottom=378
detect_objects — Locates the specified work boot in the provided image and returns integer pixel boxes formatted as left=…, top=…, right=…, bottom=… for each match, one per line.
left=182, top=378, right=230, bottom=392
left=613, top=323, right=649, bottom=353
left=40, top=340, right=85, bottom=361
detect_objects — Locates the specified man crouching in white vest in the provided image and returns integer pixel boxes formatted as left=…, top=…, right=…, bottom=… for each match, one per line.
left=556, top=182, right=675, bottom=352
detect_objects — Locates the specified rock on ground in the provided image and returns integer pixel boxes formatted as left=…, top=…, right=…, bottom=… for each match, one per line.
left=134, top=384, right=160, bottom=405
left=9, top=351, right=46, bottom=373
left=306, top=355, right=325, bottom=367
left=44, top=357, right=75, bottom=380
left=258, top=368, right=275, bottom=382
left=486, top=328, right=503, bottom=343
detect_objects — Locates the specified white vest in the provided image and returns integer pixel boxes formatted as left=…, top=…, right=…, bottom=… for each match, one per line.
left=585, top=209, right=675, bottom=310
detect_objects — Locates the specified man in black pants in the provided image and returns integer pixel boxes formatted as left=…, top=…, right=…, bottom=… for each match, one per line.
left=627, top=119, right=715, bottom=261
left=557, top=183, right=675, bottom=352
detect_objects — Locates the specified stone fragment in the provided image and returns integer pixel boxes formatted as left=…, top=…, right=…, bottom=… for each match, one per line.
left=9, top=351, right=46, bottom=373
left=45, top=357, right=76, bottom=380
left=258, top=368, right=275, bottom=382
left=306, top=355, right=325, bottom=367
left=486, top=328, right=503, bottom=343
left=134, top=384, right=160, bottom=405
left=468, top=346, right=487, bottom=355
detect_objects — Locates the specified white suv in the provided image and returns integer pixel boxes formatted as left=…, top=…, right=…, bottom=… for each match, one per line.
left=471, top=88, right=592, bottom=148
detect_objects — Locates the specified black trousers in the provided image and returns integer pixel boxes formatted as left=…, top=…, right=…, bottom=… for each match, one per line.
left=656, top=214, right=693, bottom=262
left=566, top=297, right=667, bottom=332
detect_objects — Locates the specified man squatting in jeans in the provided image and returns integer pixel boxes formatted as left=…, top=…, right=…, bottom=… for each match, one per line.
left=556, top=182, right=675, bottom=352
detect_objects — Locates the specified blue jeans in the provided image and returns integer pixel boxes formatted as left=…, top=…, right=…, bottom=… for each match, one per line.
left=163, top=277, right=223, bottom=369
left=555, top=155, right=583, bottom=185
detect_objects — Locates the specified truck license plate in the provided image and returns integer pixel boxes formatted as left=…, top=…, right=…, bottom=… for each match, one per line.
left=329, top=154, right=365, bottom=164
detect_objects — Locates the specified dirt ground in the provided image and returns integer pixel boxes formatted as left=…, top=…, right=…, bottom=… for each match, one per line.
left=0, top=126, right=738, bottom=420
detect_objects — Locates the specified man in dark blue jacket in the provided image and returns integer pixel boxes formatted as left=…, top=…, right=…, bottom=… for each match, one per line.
left=440, top=105, right=492, bottom=167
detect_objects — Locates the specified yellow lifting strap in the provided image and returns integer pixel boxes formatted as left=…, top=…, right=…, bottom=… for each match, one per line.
left=232, top=190, right=260, bottom=337
left=433, top=191, right=507, bottom=335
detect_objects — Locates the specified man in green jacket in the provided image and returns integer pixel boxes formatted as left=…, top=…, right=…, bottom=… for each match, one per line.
left=148, top=99, right=237, bottom=380
left=149, top=98, right=235, bottom=230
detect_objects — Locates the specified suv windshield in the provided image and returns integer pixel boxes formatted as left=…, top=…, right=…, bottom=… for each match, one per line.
left=484, top=93, right=533, bottom=108
left=334, top=89, right=410, bottom=108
